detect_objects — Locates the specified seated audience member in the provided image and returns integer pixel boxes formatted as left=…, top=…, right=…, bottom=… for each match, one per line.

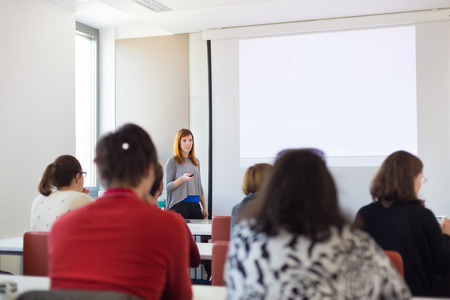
left=31, top=155, right=92, bottom=231
left=49, top=123, right=194, bottom=300
left=355, top=150, right=450, bottom=297
left=225, top=149, right=410, bottom=300
left=143, top=162, right=164, bottom=208
left=144, top=162, right=201, bottom=269
left=231, top=163, right=272, bottom=231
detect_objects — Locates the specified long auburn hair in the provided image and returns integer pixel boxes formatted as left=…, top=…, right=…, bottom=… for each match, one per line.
left=370, top=150, right=424, bottom=206
left=243, top=149, right=347, bottom=241
left=173, top=128, right=199, bottom=166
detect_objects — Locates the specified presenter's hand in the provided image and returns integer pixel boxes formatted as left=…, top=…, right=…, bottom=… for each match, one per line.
left=203, top=209, right=209, bottom=219
left=82, top=188, right=90, bottom=194
left=181, top=173, right=194, bottom=181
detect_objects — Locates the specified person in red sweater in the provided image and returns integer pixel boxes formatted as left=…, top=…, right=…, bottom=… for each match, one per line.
left=49, top=123, right=195, bottom=300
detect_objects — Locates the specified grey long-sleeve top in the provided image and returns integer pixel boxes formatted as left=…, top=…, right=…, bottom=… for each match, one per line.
left=165, top=156, right=204, bottom=210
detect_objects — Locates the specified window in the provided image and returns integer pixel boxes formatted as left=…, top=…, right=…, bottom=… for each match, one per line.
left=76, top=23, right=99, bottom=196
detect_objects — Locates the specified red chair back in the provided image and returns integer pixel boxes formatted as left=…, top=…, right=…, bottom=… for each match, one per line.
left=23, top=231, right=49, bottom=276
left=211, top=216, right=231, bottom=242
left=211, top=241, right=229, bottom=286
left=384, top=250, right=404, bottom=278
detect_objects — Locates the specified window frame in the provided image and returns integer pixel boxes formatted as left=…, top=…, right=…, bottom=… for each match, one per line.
left=76, top=22, right=100, bottom=198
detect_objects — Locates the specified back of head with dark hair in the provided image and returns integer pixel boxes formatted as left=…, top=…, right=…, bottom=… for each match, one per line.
left=242, top=163, right=273, bottom=195
left=150, top=163, right=163, bottom=197
left=94, top=123, right=157, bottom=189
left=245, top=149, right=347, bottom=241
left=38, top=155, right=82, bottom=196
left=370, top=150, right=424, bottom=206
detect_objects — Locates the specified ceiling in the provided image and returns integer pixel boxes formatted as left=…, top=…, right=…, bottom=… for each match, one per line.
left=45, top=0, right=450, bottom=38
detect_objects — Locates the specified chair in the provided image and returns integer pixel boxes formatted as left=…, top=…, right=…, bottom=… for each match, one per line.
left=211, top=216, right=231, bottom=242
left=384, top=250, right=404, bottom=278
left=23, top=231, right=49, bottom=276
left=211, top=241, right=229, bottom=286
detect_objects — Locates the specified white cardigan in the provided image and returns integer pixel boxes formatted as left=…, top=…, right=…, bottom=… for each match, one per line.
left=31, top=190, right=92, bottom=231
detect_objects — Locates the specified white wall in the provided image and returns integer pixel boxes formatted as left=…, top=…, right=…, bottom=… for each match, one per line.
left=0, top=0, right=76, bottom=273
left=115, top=34, right=189, bottom=177
left=211, top=39, right=243, bottom=217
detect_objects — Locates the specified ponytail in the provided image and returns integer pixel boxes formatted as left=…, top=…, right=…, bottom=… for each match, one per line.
left=38, top=163, right=55, bottom=196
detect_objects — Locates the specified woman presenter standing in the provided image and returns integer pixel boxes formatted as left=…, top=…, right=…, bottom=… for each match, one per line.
left=165, top=128, right=208, bottom=219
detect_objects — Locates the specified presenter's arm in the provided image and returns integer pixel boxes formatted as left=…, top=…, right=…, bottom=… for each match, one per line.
left=165, top=158, right=193, bottom=191
left=201, top=195, right=208, bottom=219
left=197, top=159, right=208, bottom=218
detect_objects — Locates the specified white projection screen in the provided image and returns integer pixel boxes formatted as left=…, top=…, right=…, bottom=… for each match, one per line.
left=211, top=21, right=450, bottom=218
left=239, top=26, right=417, bottom=167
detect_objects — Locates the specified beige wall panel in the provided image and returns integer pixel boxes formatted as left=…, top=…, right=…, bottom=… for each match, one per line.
left=116, top=34, right=189, bottom=172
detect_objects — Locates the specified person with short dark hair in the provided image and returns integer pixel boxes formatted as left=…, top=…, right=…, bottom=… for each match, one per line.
left=49, top=124, right=194, bottom=300
left=165, top=128, right=208, bottom=219
left=144, top=162, right=164, bottom=208
left=225, top=149, right=410, bottom=299
left=230, top=163, right=272, bottom=231
left=31, top=155, right=92, bottom=231
left=355, top=150, right=450, bottom=297
left=144, top=162, right=201, bottom=269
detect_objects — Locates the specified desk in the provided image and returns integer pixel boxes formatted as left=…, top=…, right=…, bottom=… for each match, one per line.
left=196, top=242, right=212, bottom=260
left=0, top=237, right=213, bottom=261
left=0, top=275, right=227, bottom=300
left=187, top=219, right=212, bottom=236
left=0, top=237, right=22, bottom=256
left=0, top=219, right=212, bottom=251
left=187, top=220, right=212, bottom=279
left=0, top=237, right=23, bottom=274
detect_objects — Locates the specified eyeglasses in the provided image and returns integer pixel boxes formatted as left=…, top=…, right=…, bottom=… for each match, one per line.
left=79, top=172, right=87, bottom=178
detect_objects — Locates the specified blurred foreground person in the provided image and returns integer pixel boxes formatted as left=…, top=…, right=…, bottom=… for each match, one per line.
left=49, top=124, right=194, bottom=300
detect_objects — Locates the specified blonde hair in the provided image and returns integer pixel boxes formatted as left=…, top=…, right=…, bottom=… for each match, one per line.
left=173, top=128, right=199, bottom=166
left=242, top=163, right=273, bottom=195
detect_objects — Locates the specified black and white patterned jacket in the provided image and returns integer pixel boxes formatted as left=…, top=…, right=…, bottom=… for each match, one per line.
left=225, top=222, right=411, bottom=300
